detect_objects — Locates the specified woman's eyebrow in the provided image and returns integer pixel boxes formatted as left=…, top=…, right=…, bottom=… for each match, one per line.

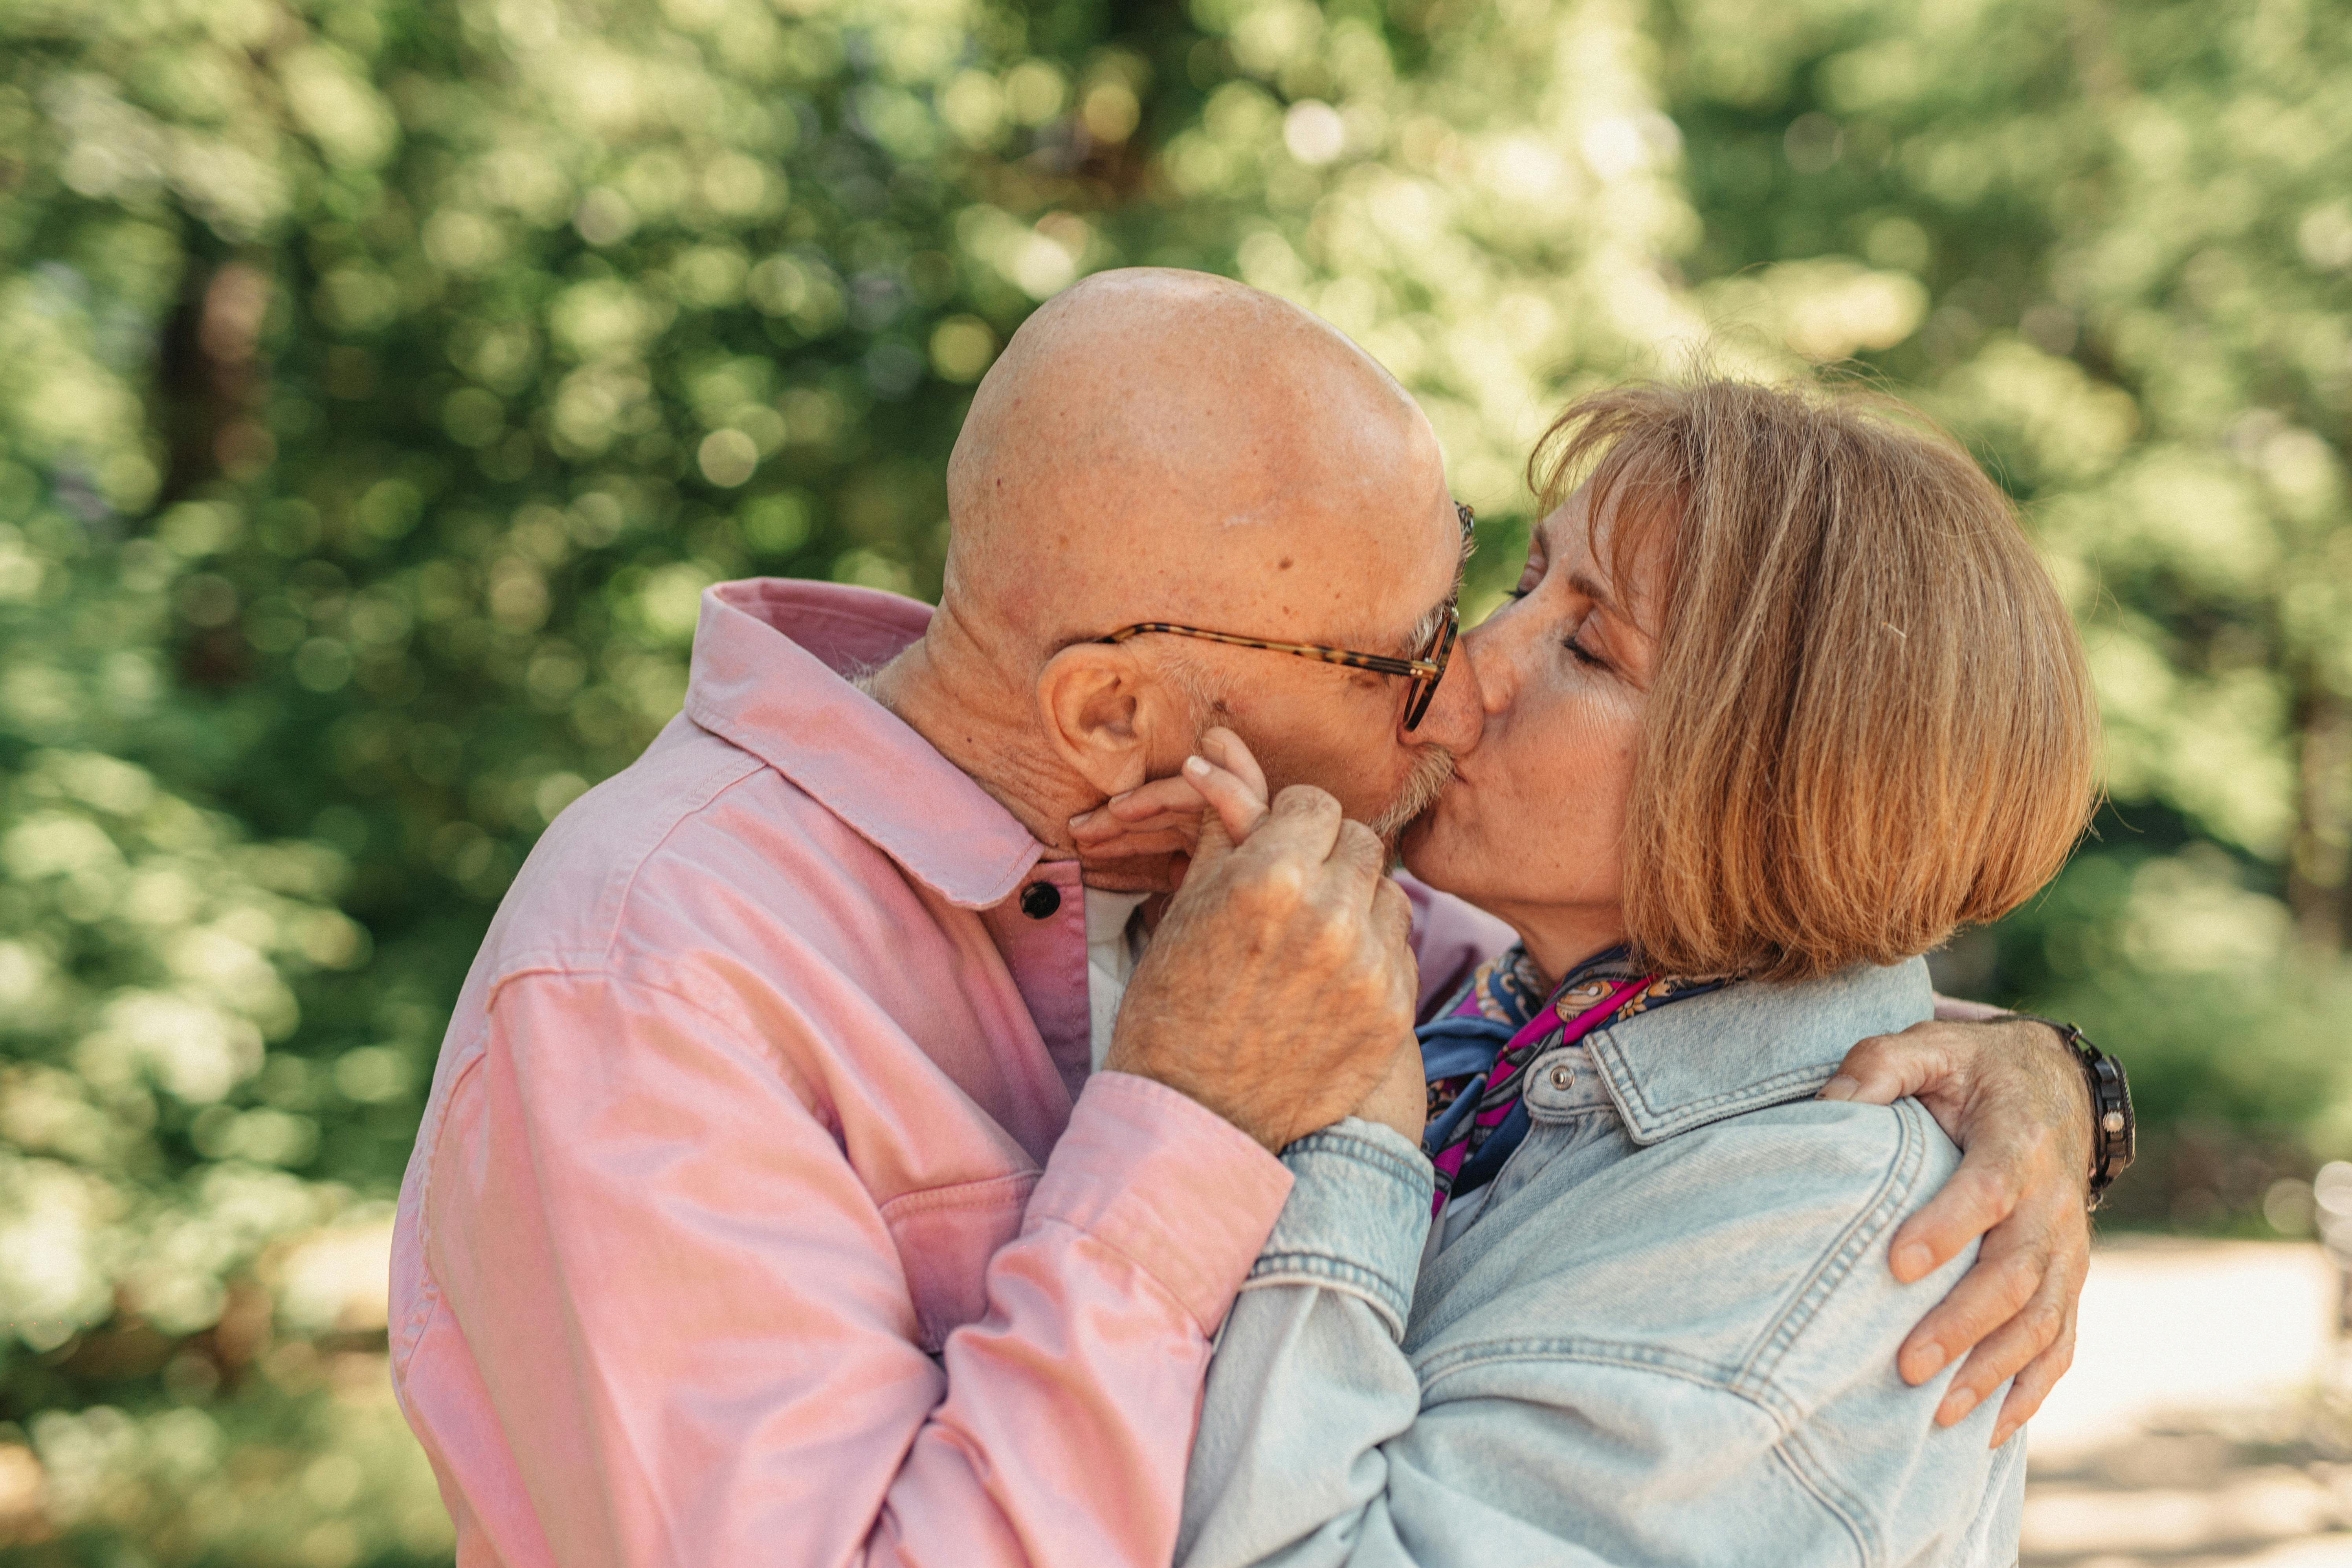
left=1569, top=569, right=1614, bottom=611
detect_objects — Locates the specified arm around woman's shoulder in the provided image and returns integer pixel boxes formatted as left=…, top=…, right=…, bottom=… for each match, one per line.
left=1178, top=1097, right=2026, bottom=1568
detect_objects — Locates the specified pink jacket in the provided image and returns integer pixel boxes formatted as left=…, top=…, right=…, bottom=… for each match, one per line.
left=389, top=578, right=1511, bottom=1568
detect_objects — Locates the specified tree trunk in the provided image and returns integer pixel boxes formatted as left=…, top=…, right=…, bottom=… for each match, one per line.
left=2289, top=683, right=2352, bottom=950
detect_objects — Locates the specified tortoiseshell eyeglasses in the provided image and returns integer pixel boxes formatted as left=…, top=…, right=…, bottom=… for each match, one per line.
left=1095, top=502, right=1473, bottom=732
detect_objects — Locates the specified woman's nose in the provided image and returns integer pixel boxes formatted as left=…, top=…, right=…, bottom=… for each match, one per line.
left=1459, top=613, right=1519, bottom=717
left=1468, top=611, right=1524, bottom=705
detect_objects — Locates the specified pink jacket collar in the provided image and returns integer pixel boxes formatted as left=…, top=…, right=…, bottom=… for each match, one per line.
left=682, top=578, right=1046, bottom=910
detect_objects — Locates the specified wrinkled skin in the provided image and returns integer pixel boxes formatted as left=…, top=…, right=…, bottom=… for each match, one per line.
left=1830, top=1016, right=2091, bottom=1445
left=1105, top=779, right=1418, bottom=1155
left=870, top=268, right=1466, bottom=1155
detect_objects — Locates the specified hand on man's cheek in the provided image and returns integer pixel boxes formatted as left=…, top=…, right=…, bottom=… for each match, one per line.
left=1102, top=732, right=1420, bottom=1154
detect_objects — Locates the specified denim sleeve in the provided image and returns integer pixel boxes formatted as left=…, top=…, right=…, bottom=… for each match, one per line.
left=1178, top=1121, right=1640, bottom=1568
left=1177, top=1118, right=1438, bottom=1568
left=1176, top=1105, right=2025, bottom=1568
left=1238, top=1120, right=1436, bottom=1337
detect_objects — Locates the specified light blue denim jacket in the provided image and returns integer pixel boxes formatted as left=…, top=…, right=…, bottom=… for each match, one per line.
left=1177, top=957, right=2025, bottom=1568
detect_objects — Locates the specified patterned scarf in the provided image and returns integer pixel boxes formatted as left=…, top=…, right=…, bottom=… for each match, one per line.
left=1418, top=945, right=1725, bottom=1215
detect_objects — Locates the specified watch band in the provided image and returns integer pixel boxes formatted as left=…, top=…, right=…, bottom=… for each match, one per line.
left=2018, top=1016, right=2135, bottom=1207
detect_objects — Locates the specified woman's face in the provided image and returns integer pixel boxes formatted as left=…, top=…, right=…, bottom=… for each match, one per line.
left=1400, top=480, right=1667, bottom=981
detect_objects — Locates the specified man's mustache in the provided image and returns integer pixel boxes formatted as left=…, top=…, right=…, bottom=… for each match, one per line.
left=1370, top=743, right=1457, bottom=847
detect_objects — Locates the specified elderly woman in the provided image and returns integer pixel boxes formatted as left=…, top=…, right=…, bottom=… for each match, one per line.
left=1169, top=379, right=2098, bottom=1567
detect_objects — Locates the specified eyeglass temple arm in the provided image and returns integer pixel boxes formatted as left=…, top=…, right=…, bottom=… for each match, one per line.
left=1097, top=623, right=1438, bottom=677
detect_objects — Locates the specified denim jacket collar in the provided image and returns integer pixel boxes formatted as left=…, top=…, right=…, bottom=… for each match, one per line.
left=1564, top=957, right=1936, bottom=1145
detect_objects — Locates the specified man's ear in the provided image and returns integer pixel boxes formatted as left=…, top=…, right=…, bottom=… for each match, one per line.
left=1037, top=643, right=1190, bottom=800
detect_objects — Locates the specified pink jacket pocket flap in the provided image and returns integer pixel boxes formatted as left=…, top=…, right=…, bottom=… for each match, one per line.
left=880, top=1172, right=1037, bottom=1352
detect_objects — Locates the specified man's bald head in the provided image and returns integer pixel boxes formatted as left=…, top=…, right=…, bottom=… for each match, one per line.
left=871, top=268, right=1473, bottom=864
left=941, top=269, right=1454, bottom=670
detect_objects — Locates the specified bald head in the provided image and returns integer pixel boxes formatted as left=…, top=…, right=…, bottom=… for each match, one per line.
left=872, top=269, right=1471, bottom=858
left=941, top=269, right=1455, bottom=669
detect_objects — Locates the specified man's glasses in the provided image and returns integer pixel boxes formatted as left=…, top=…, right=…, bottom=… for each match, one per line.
left=1095, top=503, right=1472, bottom=733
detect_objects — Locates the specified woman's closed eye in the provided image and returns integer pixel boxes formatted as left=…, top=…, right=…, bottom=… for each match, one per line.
left=1503, top=559, right=1608, bottom=667
left=1559, top=605, right=1609, bottom=669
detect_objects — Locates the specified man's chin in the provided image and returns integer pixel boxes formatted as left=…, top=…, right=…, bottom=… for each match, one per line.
left=1391, top=763, right=1476, bottom=879
left=1391, top=809, right=1438, bottom=872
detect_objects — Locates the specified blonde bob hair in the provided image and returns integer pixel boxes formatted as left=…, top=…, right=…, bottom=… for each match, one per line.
left=1530, top=378, right=2099, bottom=983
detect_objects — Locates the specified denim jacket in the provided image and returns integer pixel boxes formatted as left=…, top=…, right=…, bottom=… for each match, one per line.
left=1177, top=957, right=2025, bottom=1568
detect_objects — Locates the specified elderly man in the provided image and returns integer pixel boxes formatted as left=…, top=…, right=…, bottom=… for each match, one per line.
left=390, top=270, right=2096, bottom=1568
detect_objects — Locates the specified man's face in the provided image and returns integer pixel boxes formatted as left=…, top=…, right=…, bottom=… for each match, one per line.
left=1182, top=497, right=1484, bottom=845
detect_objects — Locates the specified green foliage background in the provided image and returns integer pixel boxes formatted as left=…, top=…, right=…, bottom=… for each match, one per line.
left=0, top=0, right=2347, bottom=1559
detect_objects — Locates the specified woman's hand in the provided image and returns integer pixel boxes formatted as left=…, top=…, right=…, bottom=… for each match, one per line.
left=1102, top=740, right=1418, bottom=1153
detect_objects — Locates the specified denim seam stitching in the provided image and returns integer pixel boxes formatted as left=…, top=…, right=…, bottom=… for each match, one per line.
left=1283, top=1130, right=1433, bottom=1189
left=1773, top=1427, right=1880, bottom=1568
left=1244, top=1253, right=1410, bottom=1339
left=1415, top=1339, right=1801, bottom=1433
left=1516, top=1055, right=1618, bottom=1125
left=1417, top=1335, right=1737, bottom=1392
left=1738, top=1102, right=1926, bottom=1393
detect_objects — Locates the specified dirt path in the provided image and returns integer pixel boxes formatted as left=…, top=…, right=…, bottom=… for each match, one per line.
left=2022, top=1238, right=2350, bottom=1567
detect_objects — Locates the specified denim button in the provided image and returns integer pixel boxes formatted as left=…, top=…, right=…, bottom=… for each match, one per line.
left=1548, top=1064, right=1576, bottom=1091
left=1019, top=882, right=1061, bottom=919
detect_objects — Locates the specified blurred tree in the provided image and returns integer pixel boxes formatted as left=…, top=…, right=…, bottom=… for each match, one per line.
left=0, top=0, right=1708, bottom=1557
left=4, top=0, right=2348, bottom=1557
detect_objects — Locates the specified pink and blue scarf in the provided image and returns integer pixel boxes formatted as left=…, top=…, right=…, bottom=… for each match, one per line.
left=1419, top=945, right=1724, bottom=1214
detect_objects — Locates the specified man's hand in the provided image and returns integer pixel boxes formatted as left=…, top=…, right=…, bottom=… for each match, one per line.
left=1820, top=1015, right=2093, bottom=1447
left=1354, top=1035, right=1429, bottom=1148
left=1070, top=765, right=1222, bottom=893
left=1104, top=730, right=1418, bottom=1154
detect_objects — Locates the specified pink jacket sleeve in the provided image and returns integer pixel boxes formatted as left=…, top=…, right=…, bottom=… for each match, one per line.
left=417, top=970, right=1294, bottom=1568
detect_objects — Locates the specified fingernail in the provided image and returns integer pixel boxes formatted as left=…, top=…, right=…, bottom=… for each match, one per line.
left=1990, top=1421, right=2017, bottom=1449
left=1903, top=1341, right=1946, bottom=1383
left=1183, top=755, right=1210, bottom=777
left=1817, top=1074, right=1859, bottom=1102
left=1938, top=1388, right=1979, bottom=1425
left=1892, top=1243, right=1934, bottom=1283
left=1069, top=808, right=1098, bottom=828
